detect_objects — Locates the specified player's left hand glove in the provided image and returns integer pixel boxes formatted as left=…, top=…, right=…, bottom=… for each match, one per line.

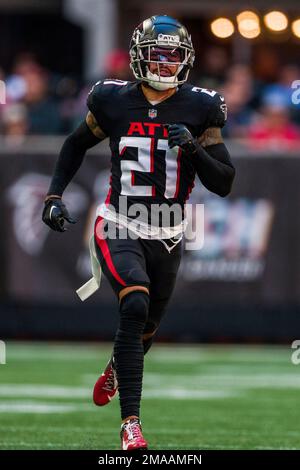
left=42, top=196, right=76, bottom=232
left=166, top=124, right=198, bottom=154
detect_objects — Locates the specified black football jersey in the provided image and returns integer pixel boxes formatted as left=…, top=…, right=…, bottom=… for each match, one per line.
left=87, top=79, right=227, bottom=225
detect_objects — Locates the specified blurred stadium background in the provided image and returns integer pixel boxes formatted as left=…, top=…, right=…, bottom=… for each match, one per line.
left=1, top=0, right=300, bottom=450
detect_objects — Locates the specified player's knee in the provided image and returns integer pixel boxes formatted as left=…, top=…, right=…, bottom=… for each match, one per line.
left=120, top=291, right=149, bottom=326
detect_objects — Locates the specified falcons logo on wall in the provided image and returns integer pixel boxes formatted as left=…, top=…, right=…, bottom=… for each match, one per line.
left=6, top=173, right=88, bottom=256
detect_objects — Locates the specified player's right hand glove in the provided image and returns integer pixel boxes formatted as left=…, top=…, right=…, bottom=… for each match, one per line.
left=42, top=197, right=76, bottom=232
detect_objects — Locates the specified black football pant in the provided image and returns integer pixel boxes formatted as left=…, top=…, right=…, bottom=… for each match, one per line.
left=94, top=216, right=181, bottom=419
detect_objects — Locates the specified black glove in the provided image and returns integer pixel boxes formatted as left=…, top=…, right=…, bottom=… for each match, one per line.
left=42, top=197, right=76, bottom=232
left=166, top=124, right=198, bottom=155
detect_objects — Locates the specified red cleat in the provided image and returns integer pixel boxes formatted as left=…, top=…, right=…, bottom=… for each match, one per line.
left=120, top=418, right=148, bottom=451
left=93, top=357, right=118, bottom=406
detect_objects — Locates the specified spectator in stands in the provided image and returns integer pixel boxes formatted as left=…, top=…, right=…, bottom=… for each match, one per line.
left=1, top=103, right=28, bottom=145
left=253, top=46, right=281, bottom=85
left=221, top=64, right=255, bottom=138
left=23, top=66, right=63, bottom=134
left=195, top=46, right=229, bottom=89
left=104, top=49, right=131, bottom=81
left=4, top=53, right=64, bottom=135
left=247, top=90, right=300, bottom=151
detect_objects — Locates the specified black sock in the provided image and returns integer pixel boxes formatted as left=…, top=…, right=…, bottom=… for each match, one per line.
left=112, top=331, right=154, bottom=362
left=113, top=291, right=149, bottom=420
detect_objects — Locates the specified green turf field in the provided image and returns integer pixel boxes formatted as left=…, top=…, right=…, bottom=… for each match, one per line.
left=0, top=342, right=299, bottom=450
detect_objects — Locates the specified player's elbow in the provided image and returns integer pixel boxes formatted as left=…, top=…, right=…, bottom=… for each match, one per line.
left=64, top=120, right=100, bottom=152
left=216, top=166, right=235, bottom=197
left=218, top=186, right=231, bottom=198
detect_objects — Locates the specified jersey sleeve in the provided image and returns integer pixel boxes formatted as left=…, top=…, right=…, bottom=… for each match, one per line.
left=86, top=81, right=110, bottom=136
left=203, top=92, right=228, bottom=130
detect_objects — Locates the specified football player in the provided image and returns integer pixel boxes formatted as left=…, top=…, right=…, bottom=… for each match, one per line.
left=43, top=15, right=235, bottom=450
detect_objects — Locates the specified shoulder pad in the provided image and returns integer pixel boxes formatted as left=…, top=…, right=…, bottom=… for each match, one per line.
left=191, top=86, right=227, bottom=128
left=87, top=79, right=129, bottom=113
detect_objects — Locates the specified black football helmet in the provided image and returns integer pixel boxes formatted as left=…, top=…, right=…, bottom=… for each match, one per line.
left=129, top=15, right=195, bottom=91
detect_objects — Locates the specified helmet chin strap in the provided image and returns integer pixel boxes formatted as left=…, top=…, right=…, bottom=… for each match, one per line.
left=146, top=70, right=178, bottom=91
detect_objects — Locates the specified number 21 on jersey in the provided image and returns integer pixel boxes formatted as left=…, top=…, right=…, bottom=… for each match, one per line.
left=119, top=136, right=182, bottom=199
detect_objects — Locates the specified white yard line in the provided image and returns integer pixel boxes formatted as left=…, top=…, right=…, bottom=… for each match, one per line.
left=143, top=389, right=236, bottom=399
left=0, top=402, right=91, bottom=413
left=0, top=381, right=237, bottom=410
left=1, top=366, right=299, bottom=414
left=81, top=371, right=300, bottom=390
left=0, top=384, right=90, bottom=398
left=142, top=372, right=300, bottom=389
left=5, top=343, right=289, bottom=363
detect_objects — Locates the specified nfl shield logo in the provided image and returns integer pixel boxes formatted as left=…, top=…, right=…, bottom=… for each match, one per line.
left=148, top=109, right=157, bottom=119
